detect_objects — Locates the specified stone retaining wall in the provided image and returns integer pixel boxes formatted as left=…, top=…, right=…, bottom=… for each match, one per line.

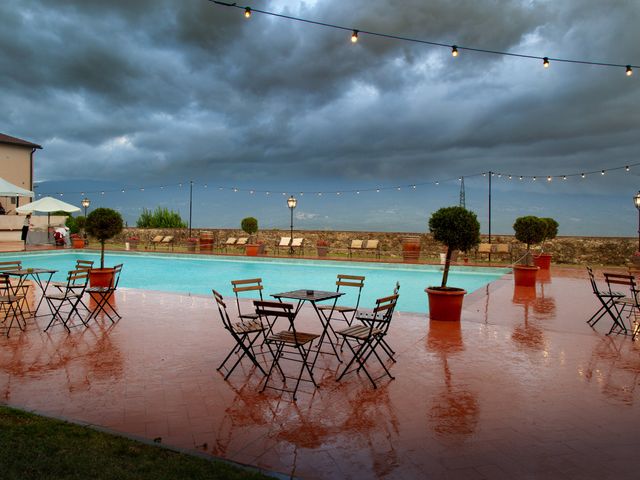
left=113, top=228, right=638, bottom=266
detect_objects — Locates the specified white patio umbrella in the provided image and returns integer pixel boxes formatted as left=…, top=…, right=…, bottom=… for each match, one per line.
left=16, top=196, right=81, bottom=241
left=0, top=176, right=34, bottom=197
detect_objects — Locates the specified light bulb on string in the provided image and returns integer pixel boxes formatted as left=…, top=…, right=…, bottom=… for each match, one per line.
left=547, top=176, right=552, bottom=182
left=412, top=185, right=416, bottom=189
left=533, top=176, right=537, bottom=181
left=435, top=181, right=439, bottom=186
left=508, top=175, right=512, bottom=180
left=519, top=176, right=523, bottom=180
left=351, top=30, right=358, bottom=43
left=497, top=173, right=502, bottom=178
left=543, top=57, right=550, bottom=68
left=562, top=176, right=567, bottom=181
left=626, top=166, right=630, bottom=172
left=451, top=45, right=458, bottom=57
left=601, top=170, right=605, bottom=175
left=376, top=189, right=380, bottom=193
left=244, top=7, right=251, bottom=18
left=581, top=173, right=585, bottom=178
left=626, top=65, right=633, bottom=76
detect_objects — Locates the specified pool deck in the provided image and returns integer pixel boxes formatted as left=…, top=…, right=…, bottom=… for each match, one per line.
left=1, top=267, right=639, bottom=479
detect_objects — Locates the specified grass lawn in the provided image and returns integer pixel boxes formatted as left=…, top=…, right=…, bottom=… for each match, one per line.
left=0, top=406, right=272, bottom=480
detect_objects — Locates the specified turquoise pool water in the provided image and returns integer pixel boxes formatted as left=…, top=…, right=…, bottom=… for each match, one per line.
left=2, top=251, right=510, bottom=314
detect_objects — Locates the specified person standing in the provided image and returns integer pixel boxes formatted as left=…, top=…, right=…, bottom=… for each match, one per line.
left=21, top=214, right=32, bottom=251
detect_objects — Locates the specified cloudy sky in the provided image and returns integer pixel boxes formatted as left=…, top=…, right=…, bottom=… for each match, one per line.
left=2, top=0, right=640, bottom=235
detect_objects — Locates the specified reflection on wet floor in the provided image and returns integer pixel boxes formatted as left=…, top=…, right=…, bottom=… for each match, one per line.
left=1, top=267, right=640, bottom=479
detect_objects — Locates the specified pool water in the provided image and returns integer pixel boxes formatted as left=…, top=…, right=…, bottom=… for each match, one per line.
left=3, top=251, right=510, bottom=314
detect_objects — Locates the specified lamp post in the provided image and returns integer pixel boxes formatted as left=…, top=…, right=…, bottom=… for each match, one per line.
left=634, top=191, right=640, bottom=252
left=81, top=197, right=90, bottom=242
left=287, top=195, right=297, bottom=254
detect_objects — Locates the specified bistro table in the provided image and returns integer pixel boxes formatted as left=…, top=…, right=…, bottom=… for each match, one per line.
left=271, top=289, right=345, bottom=364
left=3, top=268, right=57, bottom=317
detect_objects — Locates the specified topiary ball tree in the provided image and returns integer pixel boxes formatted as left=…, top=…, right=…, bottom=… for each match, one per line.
left=513, top=216, right=546, bottom=251
left=241, top=217, right=258, bottom=242
left=85, top=208, right=124, bottom=268
left=429, top=206, right=481, bottom=288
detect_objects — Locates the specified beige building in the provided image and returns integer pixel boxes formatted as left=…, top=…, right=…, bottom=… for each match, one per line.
left=0, top=132, right=41, bottom=213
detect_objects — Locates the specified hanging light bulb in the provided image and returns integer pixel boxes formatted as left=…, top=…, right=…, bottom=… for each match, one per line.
left=412, top=185, right=416, bottom=189
left=626, top=166, right=630, bottom=172
left=266, top=191, right=270, bottom=195
left=249, top=190, right=254, bottom=194
left=376, top=189, right=380, bottom=193
left=121, top=189, right=125, bottom=193
left=601, top=170, right=605, bottom=175
left=351, top=30, right=359, bottom=43
left=435, top=181, right=439, bottom=186
left=562, top=175, right=567, bottom=181
left=497, top=173, right=502, bottom=178
left=543, top=57, right=550, bottom=68
left=581, top=173, right=585, bottom=178
left=519, top=176, right=523, bottom=181
left=356, top=191, right=360, bottom=194
left=318, top=192, right=322, bottom=196
left=533, top=176, right=537, bottom=181
left=451, top=45, right=458, bottom=57
left=508, top=175, right=512, bottom=180
left=244, top=7, right=251, bottom=18
left=626, top=65, right=633, bottom=76
left=547, top=176, right=552, bottom=182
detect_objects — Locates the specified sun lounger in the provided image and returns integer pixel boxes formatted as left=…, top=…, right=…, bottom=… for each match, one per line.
left=291, top=238, right=304, bottom=255
left=222, top=237, right=237, bottom=252
left=275, top=237, right=291, bottom=255
left=363, top=239, right=381, bottom=259
left=160, top=236, right=174, bottom=251
left=149, top=235, right=164, bottom=249
left=235, top=237, right=249, bottom=249
left=348, top=239, right=363, bottom=258
left=475, top=243, right=491, bottom=260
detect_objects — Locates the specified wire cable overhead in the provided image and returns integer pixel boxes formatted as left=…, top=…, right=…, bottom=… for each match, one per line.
left=210, top=1, right=638, bottom=75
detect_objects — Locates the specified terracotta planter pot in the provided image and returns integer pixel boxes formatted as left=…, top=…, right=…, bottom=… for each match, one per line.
left=71, top=238, right=84, bottom=249
left=533, top=253, right=552, bottom=270
left=425, top=287, right=467, bottom=322
left=89, top=268, right=115, bottom=288
left=245, top=244, right=259, bottom=256
left=199, top=231, right=214, bottom=252
left=402, top=236, right=421, bottom=263
left=513, top=265, right=539, bottom=287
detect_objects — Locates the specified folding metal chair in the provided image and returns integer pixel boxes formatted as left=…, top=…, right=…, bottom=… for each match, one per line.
left=0, top=260, right=32, bottom=317
left=336, top=293, right=399, bottom=388
left=256, top=300, right=319, bottom=400
left=43, top=269, right=90, bottom=332
left=318, top=275, right=365, bottom=336
left=0, top=273, right=27, bottom=337
left=213, top=289, right=267, bottom=380
left=85, top=264, right=123, bottom=323
left=586, top=267, right=625, bottom=329
left=603, top=272, right=640, bottom=335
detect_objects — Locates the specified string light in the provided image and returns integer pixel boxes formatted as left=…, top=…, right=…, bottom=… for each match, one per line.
left=210, top=1, right=638, bottom=75
left=451, top=45, right=458, bottom=57
left=38, top=161, right=640, bottom=199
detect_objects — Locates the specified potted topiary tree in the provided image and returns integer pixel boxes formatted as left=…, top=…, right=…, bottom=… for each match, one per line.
left=533, top=217, right=559, bottom=270
left=425, top=206, right=481, bottom=322
left=85, top=207, right=124, bottom=286
left=241, top=217, right=260, bottom=256
left=512, top=216, right=545, bottom=286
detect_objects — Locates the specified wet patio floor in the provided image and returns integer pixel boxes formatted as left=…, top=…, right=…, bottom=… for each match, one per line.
left=1, top=267, right=639, bottom=479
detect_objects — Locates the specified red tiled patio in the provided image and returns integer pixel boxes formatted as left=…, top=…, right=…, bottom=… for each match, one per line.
left=1, top=267, right=639, bottom=479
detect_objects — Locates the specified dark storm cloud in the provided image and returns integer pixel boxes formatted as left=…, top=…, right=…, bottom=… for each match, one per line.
left=1, top=0, right=639, bottom=189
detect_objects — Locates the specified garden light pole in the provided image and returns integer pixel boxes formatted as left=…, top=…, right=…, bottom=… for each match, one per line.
left=634, top=191, right=640, bottom=251
left=287, top=195, right=297, bottom=254
left=81, top=197, right=90, bottom=242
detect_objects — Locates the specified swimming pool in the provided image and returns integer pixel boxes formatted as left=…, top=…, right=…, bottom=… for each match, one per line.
left=2, top=251, right=510, bottom=314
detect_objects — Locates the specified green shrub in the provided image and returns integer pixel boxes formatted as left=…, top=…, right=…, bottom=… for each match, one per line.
left=541, top=217, right=559, bottom=244
left=136, top=207, right=187, bottom=228
left=428, top=206, right=481, bottom=287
